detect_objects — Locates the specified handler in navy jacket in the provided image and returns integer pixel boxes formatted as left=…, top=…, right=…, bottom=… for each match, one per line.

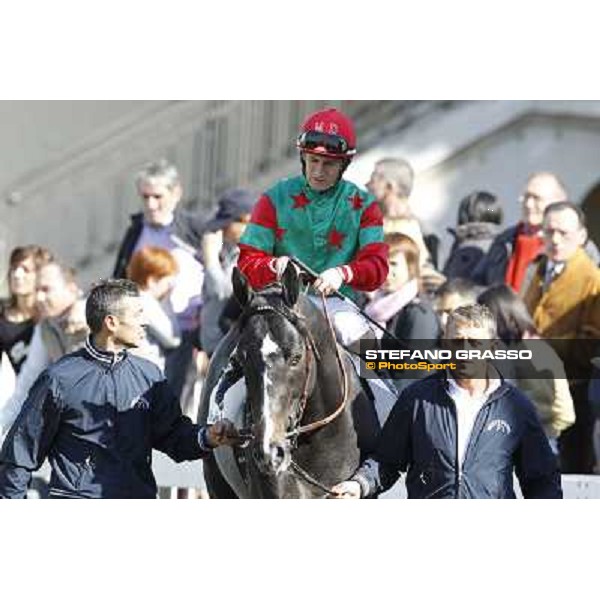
left=332, top=304, right=562, bottom=499
left=0, top=279, right=240, bottom=499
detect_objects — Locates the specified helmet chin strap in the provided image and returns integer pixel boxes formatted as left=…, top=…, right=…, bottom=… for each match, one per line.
left=300, top=155, right=352, bottom=192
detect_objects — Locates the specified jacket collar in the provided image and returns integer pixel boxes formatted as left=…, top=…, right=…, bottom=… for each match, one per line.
left=84, top=336, right=127, bottom=366
left=446, top=369, right=502, bottom=404
left=441, top=366, right=509, bottom=403
left=535, top=246, right=587, bottom=279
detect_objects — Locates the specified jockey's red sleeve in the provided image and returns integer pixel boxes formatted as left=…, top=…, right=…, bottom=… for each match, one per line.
left=347, top=242, right=389, bottom=291
left=238, top=244, right=277, bottom=288
left=237, top=193, right=278, bottom=289
left=346, top=201, right=388, bottom=291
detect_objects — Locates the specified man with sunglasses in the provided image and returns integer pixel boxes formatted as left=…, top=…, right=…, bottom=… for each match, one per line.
left=331, top=304, right=562, bottom=499
left=238, top=107, right=389, bottom=347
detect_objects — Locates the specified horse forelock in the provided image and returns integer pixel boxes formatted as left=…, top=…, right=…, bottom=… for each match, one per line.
left=242, top=311, right=299, bottom=357
left=240, top=289, right=303, bottom=342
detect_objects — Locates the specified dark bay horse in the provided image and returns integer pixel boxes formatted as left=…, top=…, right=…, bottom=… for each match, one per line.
left=197, top=264, right=380, bottom=498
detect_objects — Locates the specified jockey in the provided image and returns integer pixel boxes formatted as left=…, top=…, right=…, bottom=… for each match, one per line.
left=237, top=107, right=389, bottom=346
left=206, top=109, right=396, bottom=432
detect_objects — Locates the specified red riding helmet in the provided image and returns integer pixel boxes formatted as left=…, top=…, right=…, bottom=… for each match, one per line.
left=296, top=108, right=357, bottom=159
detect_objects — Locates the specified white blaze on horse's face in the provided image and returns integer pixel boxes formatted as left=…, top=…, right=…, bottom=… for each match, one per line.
left=261, top=332, right=282, bottom=458
left=261, top=333, right=279, bottom=360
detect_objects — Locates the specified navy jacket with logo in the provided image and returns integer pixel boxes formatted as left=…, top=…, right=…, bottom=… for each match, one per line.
left=353, top=371, right=562, bottom=499
left=0, top=340, right=209, bottom=499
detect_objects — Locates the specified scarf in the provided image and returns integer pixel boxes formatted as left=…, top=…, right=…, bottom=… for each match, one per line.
left=505, top=222, right=545, bottom=292
left=365, top=278, right=419, bottom=328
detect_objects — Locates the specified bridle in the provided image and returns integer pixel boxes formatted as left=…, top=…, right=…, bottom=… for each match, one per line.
left=240, top=294, right=348, bottom=442
left=239, top=292, right=349, bottom=495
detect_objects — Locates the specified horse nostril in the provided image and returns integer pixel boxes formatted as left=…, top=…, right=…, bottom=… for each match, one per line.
left=269, top=443, right=290, bottom=473
left=252, top=439, right=290, bottom=474
left=270, top=444, right=285, bottom=463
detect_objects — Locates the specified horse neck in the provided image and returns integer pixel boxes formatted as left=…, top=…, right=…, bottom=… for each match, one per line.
left=297, top=294, right=338, bottom=357
left=295, top=296, right=353, bottom=423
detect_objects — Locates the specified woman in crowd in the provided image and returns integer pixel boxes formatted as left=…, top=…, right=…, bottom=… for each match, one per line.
left=366, top=232, right=440, bottom=343
left=443, top=190, right=503, bottom=281
left=0, top=245, right=53, bottom=374
left=126, top=246, right=181, bottom=370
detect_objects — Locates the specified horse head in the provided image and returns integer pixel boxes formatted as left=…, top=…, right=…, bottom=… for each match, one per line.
left=232, top=263, right=318, bottom=476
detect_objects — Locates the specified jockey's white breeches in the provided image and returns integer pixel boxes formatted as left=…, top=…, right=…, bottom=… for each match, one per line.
left=306, top=295, right=376, bottom=346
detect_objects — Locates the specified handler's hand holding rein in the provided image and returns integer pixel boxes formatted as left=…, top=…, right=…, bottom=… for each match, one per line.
left=329, top=480, right=361, bottom=499
left=205, top=419, right=244, bottom=448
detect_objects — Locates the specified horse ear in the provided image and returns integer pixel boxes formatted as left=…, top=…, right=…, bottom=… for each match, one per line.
left=232, top=267, right=253, bottom=307
left=281, top=261, right=300, bottom=307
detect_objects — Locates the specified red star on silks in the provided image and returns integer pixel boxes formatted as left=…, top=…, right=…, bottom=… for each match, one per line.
left=291, top=192, right=311, bottom=209
left=349, top=193, right=364, bottom=210
left=328, top=229, right=345, bottom=249
left=275, top=227, right=286, bottom=241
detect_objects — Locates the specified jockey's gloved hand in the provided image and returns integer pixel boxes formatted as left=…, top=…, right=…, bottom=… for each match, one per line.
left=313, top=266, right=351, bottom=296
left=272, top=256, right=291, bottom=280
left=272, top=256, right=303, bottom=280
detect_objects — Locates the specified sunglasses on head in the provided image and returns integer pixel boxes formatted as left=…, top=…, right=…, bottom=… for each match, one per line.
left=297, top=131, right=353, bottom=155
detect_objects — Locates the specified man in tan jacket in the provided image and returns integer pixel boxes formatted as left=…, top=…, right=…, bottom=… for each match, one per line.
left=524, top=201, right=600, bottom=474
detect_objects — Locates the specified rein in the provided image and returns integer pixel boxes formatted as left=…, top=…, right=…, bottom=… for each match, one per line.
left=289, top=459, right=340, bottom=495
left=284, top=292, right=348, bottom=440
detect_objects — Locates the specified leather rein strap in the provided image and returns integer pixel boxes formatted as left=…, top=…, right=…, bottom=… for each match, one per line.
left=285, top=292, right=348, bottom=439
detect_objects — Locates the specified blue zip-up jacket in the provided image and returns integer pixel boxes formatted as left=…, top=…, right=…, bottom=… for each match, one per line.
left=353, top=371, right=562, bottom=499
left=0, top=339, right=210, bottom=499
